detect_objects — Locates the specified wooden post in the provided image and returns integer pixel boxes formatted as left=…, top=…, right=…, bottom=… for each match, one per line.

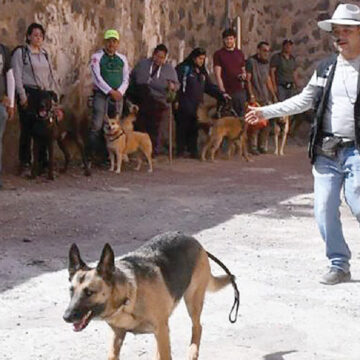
left=235, top=16, right=242, bottom=50
left=169, top=105, right=173, bottom=165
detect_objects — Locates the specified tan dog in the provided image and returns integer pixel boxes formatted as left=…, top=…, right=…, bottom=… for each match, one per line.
left=273, top=116, right=290, bottom=156
left=63, top=232, right=239, bottom=360
left=121, top=103, right=139, bottom=132
left=197, top=104, right=249, bottom=162
left=103, top=116, right=153, bottom=173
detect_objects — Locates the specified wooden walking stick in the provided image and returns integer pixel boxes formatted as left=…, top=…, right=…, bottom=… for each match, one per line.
left=166, top=81, right=177, bottom=165
left=169, top=105, right=173, bottom=165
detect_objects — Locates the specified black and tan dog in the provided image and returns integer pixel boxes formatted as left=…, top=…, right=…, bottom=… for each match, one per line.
left=63, top=232, right=239, bottom=360
left=30, top=89, right=91, bottom=179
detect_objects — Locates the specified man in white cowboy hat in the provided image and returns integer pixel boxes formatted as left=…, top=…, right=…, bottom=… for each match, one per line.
left=246, top=3, right=360, bottom=285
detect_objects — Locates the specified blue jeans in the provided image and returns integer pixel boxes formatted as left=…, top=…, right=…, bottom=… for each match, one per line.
left=88, top=91, right=123, bottom=159
left=0, top=104, right=8, bottom=176
left=312, top=146, right=360, bottom=272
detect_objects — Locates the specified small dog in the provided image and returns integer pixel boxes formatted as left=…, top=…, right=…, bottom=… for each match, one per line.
left=197, top=102, right=249, bottom=162
left=30, top=90, right=91, bottom=180
left=63, top=231, right=239, bottom=360
left=103, top=115, right=153, bottom=173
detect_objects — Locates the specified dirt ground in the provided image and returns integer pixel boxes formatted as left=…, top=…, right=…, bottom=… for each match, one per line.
left=1, top=140, right=360, bottom=360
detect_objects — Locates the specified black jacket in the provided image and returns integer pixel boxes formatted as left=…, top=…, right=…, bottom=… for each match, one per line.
left=309, top=54, right=360, bottom=163
left=176, top=64, right=223, bottom=114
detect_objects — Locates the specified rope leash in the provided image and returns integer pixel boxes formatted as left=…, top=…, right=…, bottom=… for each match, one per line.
left=206, top=251, right=240, bottom=323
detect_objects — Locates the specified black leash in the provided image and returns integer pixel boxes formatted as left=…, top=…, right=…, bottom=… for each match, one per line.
left=206, top=251, right=240, bottom=323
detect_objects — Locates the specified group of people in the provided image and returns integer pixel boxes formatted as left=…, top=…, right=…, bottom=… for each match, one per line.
left=0, top=22, right=299, bottom=185
left=88, top=26, right=300, bottom=162
left=0, top=3, right=359, bottom=286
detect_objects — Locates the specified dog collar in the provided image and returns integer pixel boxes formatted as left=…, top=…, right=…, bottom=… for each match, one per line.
left=108, top=130, right=125, bottom=142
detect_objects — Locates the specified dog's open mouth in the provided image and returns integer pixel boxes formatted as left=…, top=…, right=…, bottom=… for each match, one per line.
left=73, top=310, right=93, bottom=332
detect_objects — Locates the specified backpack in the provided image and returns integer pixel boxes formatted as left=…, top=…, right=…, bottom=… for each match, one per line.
left=11, top=45, right=55, bottom=88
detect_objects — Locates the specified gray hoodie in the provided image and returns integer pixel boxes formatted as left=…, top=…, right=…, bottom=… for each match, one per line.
left=130, top=58, right=178, bottom=106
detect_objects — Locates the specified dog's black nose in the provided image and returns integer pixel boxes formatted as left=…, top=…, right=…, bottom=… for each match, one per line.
left=63, top=309, right=76, bottom=323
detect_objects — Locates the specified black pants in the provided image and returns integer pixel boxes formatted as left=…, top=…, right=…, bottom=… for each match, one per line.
left=135, top=101, right=169, bottom=156
left=18, top=97, right=47, bottom=167
left=175, top=108, right=198, bottom=157
left=230, top=90, right=247, bottom=117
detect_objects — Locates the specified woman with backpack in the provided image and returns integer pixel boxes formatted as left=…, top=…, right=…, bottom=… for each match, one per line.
left=175, top=48, right=229, bottom=158
left=11, top=23, right=56, bottom=175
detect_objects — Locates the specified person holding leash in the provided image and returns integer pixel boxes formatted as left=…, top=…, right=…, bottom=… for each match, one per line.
left=128, top=44, right=178, bottom=157
left=213, top=28, right=247, bottom=117
left=89, top=29, right=129, bottom=164
left=12, top=23, right=56, bottom=175
left=246, top=3, right=360, bottom=285
left=246, top=41, right=277, bottom=154
left=175, top=47, right=230, bottom=158
left=0, top=41, right=15, bottom=189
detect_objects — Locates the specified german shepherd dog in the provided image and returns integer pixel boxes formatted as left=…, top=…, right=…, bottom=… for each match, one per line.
left=63, top=232, right=239, bottom=360
left=30, top=90, right=91, bottom=179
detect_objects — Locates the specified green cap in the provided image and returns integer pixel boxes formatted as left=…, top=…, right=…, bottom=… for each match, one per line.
left=104, top=29, right=119, bottom=40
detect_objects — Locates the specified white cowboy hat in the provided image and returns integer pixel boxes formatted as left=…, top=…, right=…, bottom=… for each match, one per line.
left=318, top=3, right=360, bottom=32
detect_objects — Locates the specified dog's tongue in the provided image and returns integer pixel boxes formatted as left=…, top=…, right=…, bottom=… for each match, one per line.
left=73, top=311, right=92, bottom=332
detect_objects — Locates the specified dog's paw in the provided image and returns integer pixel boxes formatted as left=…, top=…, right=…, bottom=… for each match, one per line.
left=115, top=170, right=121, bottom=174
left=147, top=168, right=153, bottom=173
left=84, top=168, right=91, bottom=176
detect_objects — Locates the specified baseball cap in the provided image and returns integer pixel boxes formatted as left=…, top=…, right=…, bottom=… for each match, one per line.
left=104, top=29, right=119, bottom=40
left=282, top=39, right=293, bottom=46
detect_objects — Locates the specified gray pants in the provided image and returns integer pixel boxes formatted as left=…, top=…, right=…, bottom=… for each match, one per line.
left=0, top=104, right=8, bottom=175
left=278, top=85, right=294, bottom=101
left=88, top=91, right=123, bottom=158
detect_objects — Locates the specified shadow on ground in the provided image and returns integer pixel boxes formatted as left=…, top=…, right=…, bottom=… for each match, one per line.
left=0, top=145, right=312, bottom=292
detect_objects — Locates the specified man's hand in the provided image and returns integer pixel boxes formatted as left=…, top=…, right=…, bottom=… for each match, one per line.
left=222, top=93, right=232, bottom=101
left=109, top=89, right=123, bottom=101
left=7, top=107, right=15, bottom=120
left=245, top=106, right=264, bottom=125
left=20, top=98, right=28, bottom=108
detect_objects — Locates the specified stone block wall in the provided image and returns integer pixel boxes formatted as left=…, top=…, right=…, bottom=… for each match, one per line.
left=1, top=0, right=357, bottom=171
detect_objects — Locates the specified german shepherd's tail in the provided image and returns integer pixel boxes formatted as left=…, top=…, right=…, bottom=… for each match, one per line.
left=206, top=251, right=240, bottom=323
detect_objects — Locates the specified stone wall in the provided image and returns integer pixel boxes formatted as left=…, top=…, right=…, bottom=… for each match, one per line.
left=1, top=0, right=357, bottom=171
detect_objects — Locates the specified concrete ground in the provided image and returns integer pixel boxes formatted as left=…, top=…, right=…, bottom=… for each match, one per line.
left=0, top=143, right=359, bottom=360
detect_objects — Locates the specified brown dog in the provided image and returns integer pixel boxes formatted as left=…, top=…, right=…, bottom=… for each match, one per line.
left=103, top=115, right=153, bottom=173
left=197, top=103, right=249, bottom=162
left=63, top=232, right=239, bottom=360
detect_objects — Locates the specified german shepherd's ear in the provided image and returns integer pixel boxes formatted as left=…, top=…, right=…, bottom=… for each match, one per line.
left=68, top=243, right=88, bottom=280
left=97, top=243, right=115, bottom=282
